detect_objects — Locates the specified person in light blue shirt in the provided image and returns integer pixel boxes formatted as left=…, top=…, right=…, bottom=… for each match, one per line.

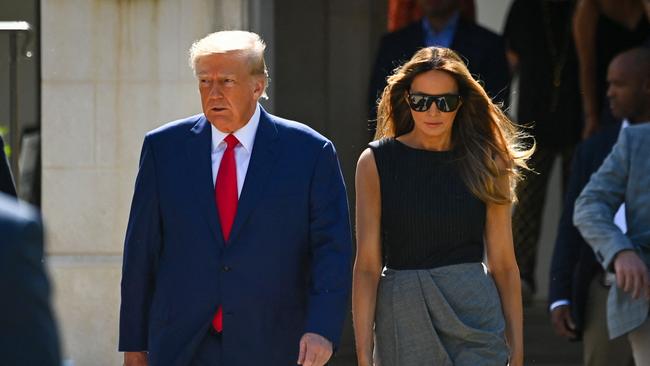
left=574, top=47, right=650, bottom=366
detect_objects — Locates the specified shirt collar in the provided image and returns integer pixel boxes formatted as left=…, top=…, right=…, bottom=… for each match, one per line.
left=621, top=119, right=630, bottom=129
left=421, top=11, right=460, bottom=38
left=211, top=103, right=261, bottom=153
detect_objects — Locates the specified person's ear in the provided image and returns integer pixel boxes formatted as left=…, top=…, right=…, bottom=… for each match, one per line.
left=252, top=75, right=265, bottom=99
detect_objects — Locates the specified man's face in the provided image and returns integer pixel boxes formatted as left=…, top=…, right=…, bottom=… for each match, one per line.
left=196, top=52, right=264, bottom=133
left=417, top=0, right=460, bottom=17
left=606, top=58, right=648, bottom=121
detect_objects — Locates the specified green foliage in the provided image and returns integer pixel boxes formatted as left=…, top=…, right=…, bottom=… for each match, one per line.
left=0, top=125, right=10, bottom=158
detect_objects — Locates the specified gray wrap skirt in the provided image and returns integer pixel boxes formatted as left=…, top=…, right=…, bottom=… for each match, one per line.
left=375, top=262, right=509, bottom=366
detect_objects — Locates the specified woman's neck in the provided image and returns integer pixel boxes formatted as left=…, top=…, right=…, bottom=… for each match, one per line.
left=398, top=131, right=452, bottom=151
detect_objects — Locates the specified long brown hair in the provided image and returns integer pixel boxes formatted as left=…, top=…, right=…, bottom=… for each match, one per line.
left=374, top=47, right=533, bottom=204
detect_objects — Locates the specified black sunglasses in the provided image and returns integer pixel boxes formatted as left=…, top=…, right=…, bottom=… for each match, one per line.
left=406, top=92, right=462, bottom=113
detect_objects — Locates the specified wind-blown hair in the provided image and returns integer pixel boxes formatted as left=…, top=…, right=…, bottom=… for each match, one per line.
left=189, top=30, right=269, bottom=99
left=374, top=47, right=533, bottom=204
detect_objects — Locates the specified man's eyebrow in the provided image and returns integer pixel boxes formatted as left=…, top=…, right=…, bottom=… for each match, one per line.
left=198, top=71, right=237, bottom=77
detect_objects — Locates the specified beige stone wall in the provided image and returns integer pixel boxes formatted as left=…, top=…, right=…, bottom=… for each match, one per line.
left=41, top=0, right=247, bottom=364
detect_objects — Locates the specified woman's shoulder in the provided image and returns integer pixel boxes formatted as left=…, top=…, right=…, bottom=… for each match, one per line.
left=368, top=137, right=397, bottom=151
left=368, top=138, right=402, bottom=164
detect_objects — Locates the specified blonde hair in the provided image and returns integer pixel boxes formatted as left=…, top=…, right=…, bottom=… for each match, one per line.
left=375, top=47, right=534, bottom=204
left=189, top=30, right=269, bottom=99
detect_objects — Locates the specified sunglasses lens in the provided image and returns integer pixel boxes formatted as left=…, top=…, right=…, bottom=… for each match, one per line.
left=436, top=95, right=460, bottom=112
left=408, top=93, right=460, bottom=112
left=408, top=94, right=433, bottom=112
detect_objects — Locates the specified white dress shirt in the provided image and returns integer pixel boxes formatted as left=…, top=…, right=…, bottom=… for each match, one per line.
left=211, top=104, right=261, bottom=197
left=549, top=120, right=629, bottom=311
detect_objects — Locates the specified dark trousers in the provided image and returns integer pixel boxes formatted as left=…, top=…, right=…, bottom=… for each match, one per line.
left=513, top=145, right=573, bottom=291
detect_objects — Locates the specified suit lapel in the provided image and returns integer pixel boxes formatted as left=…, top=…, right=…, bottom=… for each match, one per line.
left=228, top=109, right=279, bottom=244
left=186, top=115, right=224, bottom=245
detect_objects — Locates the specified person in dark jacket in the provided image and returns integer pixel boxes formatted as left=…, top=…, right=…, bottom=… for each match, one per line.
left=0, top=192, right=61, bottom=365
left=549, top=47, right=650, bottom=366
left=367, top=0, right=510, bottom=136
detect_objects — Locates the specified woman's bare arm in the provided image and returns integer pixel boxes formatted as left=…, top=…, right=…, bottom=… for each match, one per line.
left=352, top=148, right=383, bottom=366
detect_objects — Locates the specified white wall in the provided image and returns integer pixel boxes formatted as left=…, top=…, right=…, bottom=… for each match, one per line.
left=475, top=0, right=512, bottom=33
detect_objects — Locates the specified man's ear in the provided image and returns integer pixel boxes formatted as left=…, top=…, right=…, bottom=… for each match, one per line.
left=252, top=76, right=265, bottom=99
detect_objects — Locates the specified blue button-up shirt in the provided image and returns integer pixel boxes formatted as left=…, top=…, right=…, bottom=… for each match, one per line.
left=421, top=11, right=460, bottom=48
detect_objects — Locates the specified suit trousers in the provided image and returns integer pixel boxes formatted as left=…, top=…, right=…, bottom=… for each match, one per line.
left=583, top=277, right=633, bottom=366
left=628, top=315, right=650, bottom=365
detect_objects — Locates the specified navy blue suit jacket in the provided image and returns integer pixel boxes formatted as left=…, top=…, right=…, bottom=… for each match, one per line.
left=0, top=193, right=60, bottom=365
left=119, top=108, right=352, bottom=365
left=548, top=123, right=621, bottom=337
left=368, top=18, right=510, bottom=126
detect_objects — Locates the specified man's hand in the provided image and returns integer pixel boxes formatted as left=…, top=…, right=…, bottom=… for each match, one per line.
left=124, top=351, right=148, bottom=366
left=614, top=250, right=650, bottom=300
left=550, top=305, right=577, bottom=339
left=297, top=332, right=333, bottom=366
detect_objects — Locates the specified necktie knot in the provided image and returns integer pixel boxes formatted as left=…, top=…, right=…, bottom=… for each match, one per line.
left=224, top=134, right=239, bottom=150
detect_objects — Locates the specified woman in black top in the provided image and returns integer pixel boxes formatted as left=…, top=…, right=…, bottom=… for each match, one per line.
left=353, top=47, right=532, bottom=366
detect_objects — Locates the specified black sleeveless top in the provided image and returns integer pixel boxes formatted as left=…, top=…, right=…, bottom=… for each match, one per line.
left=369, top=138, right=486, bottom=270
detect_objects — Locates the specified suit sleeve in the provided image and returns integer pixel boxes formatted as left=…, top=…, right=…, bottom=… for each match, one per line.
left=483, top=36, right=511, bottom=108
left=502, top=0, right=525, bottom=56
left=574, top=130, right=633, bottom=271
left=368, top=35, right=397, bottom=124
left=548, top=145, right=586, bottom=303
left=119, top=136, right=162, bottom=351
left=304, top=141, right=352, bottom=348
left=0, top=213, right=61, bottom=366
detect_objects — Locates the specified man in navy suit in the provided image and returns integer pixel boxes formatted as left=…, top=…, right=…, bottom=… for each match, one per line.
left=367, top=0, right=510, bottom=133
left=119, top=31, right=352, bottom=366
left=0, top=192, right=61, bottom=365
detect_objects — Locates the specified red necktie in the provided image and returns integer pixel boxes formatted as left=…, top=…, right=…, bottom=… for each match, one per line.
left=212, top=134, right=239, bottom=332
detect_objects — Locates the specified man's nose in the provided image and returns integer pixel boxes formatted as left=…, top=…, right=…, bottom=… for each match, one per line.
left=209, top=83, right=224, bottom=98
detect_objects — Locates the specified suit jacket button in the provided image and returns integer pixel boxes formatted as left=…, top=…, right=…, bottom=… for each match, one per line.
left=222, top=265, right=231, bottom=272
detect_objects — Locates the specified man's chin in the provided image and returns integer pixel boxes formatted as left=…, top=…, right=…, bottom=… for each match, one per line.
left=610, top=110, right=624, bottom=121
left=207, top=114, right=230, bottom=124
left=207, top=117, right=235, bottom=131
